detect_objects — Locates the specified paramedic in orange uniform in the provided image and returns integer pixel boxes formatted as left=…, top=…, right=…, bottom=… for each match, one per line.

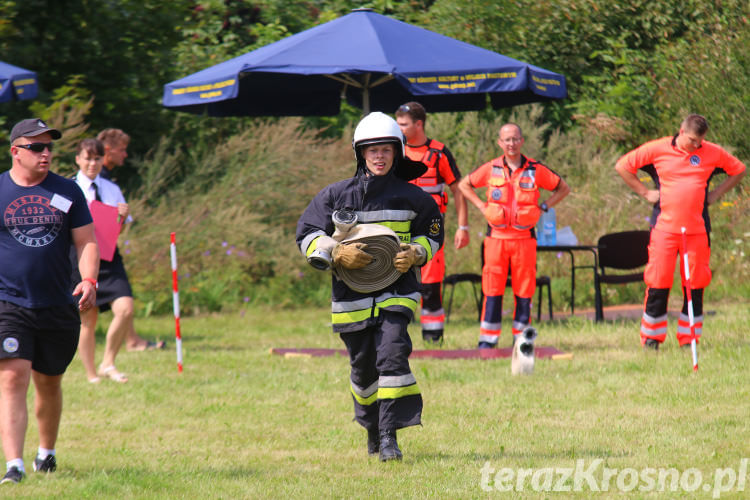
left=396, top=102, right=469, bottom=344
left=459, top=123, right=570, bottom=348
left=615, top=114, right=746, bottom=350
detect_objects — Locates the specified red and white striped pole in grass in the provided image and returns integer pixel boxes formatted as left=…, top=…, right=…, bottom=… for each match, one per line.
left=681, top=227, right=698, bottom=372
left=170, top=232, right=183, bottom=373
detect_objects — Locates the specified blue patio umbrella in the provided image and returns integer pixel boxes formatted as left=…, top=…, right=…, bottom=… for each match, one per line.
left=0, top=61, right=38, bottom=103
left=163, top=8, right=566, bottom=116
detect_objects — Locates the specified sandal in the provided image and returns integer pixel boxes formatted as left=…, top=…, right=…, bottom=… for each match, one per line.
left=88, top=376, right=101, bottom=384
left=97, top=365, right=128, bottom=383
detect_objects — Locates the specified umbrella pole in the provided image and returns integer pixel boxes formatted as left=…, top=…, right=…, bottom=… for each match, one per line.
left=363, top=73, right=370, bottom=115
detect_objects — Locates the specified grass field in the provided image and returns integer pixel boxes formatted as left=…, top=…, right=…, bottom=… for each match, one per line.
left=8, top=300, right=750, bottom=499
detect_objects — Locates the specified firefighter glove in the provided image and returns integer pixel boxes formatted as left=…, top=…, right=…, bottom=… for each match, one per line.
left=393, top=243, right=427, bottom=273
left=332, top=242, right=373, bottom=270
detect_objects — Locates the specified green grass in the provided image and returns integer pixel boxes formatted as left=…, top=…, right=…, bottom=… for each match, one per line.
left=11, top=301, right=750, bottom=499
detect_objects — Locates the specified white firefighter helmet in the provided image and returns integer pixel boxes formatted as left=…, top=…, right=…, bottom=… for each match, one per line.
left=352, top=111, right=405, bottom=164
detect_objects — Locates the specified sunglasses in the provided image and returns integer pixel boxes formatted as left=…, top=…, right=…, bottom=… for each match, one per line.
left=16, top=142, right=54, bottom=153
left=397, top=104, right=411, bottom=113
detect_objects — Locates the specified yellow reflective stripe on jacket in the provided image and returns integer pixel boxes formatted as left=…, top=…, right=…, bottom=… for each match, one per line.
left=377, top=295, right=419, bottom=314
left=377, top=220, right=411, bottom=244
left=331, top=292, right=420, bottom=326
left=356, top=212, right=414, bottom=244
left=378, top=220, right=411, bottom=234
left=305, top=236, right=319, bottom=258
left=378, top=384, right=421, bottom=399
left=410, top=235, right=433, bottom=261
left=302, top=231, right=325, bottom=258
left=332, top=308, right=373, bottom=325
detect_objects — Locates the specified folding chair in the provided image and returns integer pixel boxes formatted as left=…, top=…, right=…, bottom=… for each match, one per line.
left=442, top=273, right=482, bottom=323
left=594, top=230, right=650, bottom=320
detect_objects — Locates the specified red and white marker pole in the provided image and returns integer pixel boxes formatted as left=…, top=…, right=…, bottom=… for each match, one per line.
left=170, top=232, right=183, bottom=373
left=680, top=227, right=698, bottom=372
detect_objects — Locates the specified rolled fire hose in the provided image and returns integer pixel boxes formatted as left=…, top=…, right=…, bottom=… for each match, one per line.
left=332, top=210, right=403, bottom=293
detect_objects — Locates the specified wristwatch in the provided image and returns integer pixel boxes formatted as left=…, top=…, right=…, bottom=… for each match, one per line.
left=540, top=202, right=549, bottom=212
left=83, top=277, right=98, bottom=289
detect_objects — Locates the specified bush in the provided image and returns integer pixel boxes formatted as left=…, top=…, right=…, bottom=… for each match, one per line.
left=122, top=118, right=351, bottom=316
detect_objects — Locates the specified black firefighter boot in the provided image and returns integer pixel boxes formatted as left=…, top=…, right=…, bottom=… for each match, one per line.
left=378, top=429, right=402, bottom=462
left=367, top=428, right=379, bottom=456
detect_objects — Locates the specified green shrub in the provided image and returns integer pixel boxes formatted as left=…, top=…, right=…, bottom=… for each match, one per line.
left=122, top=118, right=350, bottom=316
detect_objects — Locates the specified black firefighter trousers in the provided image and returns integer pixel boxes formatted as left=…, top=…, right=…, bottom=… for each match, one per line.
left=340, top=310, right=422, bottom=432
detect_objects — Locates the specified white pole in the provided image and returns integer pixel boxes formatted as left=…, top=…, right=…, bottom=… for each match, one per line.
left=170, top=232, right=183, bottom=373
left=681, top=227, right=698, bottom=372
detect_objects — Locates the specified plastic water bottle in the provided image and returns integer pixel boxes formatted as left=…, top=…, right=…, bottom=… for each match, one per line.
left=538, top=207, right=556, bottom=246
left=536, top=216, right=546, bottom=245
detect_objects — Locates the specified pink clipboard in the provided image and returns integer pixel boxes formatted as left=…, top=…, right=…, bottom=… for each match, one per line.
left=89, top=200, right=123, bottom=262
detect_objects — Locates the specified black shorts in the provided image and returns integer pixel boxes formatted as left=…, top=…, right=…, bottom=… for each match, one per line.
left=95, top=253, right=133, bottom=311
left=0, top=300, right=80, bottom=376
left=71, top=247, right=133, bottom=312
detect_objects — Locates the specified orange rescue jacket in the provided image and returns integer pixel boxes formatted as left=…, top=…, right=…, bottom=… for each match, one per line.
left=484, top=159, right=543, bottom=233
left=409, top=139, right=449, bottom=212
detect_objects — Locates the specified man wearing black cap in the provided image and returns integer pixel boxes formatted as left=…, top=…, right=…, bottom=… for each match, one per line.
left=0, top=118, right=99, bottom=484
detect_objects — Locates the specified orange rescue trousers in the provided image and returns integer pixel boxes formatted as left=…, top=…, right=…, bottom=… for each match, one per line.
left=419, top=247, right=445, bottom=342
left=640, top=229, right=710, bottom=346
left=478, top=238, right=536, bottom=347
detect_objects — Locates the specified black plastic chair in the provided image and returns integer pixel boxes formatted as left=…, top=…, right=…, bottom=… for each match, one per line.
left=594, top=230, right=650, bottom=320
left=442, top=273, right=483, bottom=322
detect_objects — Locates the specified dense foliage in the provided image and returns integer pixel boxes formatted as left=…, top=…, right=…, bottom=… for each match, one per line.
left=3, top=0, right=748, bottom=156
left=1, top=0, right=747, bottom=314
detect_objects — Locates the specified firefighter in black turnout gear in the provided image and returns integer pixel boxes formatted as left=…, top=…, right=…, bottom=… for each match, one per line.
left=296, top=112, right=444, bottom=462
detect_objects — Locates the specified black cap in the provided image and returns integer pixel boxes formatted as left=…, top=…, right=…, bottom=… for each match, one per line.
left=10, top=118, right=62, bottom=143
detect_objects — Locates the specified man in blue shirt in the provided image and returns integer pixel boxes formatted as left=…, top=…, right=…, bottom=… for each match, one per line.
left=0, top=119, right=99, bottom=484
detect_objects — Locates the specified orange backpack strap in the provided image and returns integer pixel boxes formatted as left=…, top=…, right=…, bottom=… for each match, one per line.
left=420, top=139, right=444, bottom=168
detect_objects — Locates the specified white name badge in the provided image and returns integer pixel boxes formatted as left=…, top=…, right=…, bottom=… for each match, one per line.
left=50, top=193, right=72, bottom=213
